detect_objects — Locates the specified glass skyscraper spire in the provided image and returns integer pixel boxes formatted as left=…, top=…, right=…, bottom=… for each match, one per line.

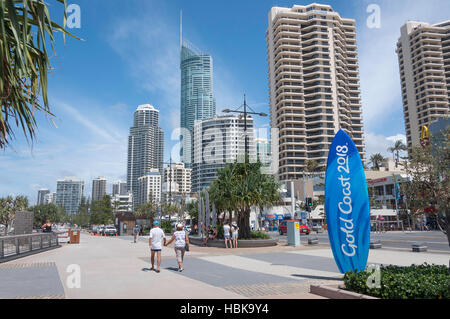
left=180, top=40, right=216, bottom=167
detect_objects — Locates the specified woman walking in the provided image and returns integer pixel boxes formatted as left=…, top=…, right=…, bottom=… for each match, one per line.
left=165, top=224, right=189, bottom=272
left=231, top=222, right=239, bottom=248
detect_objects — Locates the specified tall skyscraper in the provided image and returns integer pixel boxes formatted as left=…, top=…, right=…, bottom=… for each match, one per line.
left=56, top=177, right=84, bottom=215
left=92, top=176, right=107, bottom=202
left=192, top=115, right=256, bottom=193
left=396, top=21, right=450, bottom=153
left=127, top=104, right=164, bottom=208
left=37, top=189, right=50, bottom=206
left=180, top=34, right=216, bottom=167
left=266, top=4, right=365, bottom=180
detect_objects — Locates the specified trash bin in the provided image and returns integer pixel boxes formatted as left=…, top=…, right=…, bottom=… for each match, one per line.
left=69, top=229, right=80, bottom=244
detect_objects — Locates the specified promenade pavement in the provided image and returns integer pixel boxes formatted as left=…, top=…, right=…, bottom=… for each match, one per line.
left=0, top=232, right=448, bottom=299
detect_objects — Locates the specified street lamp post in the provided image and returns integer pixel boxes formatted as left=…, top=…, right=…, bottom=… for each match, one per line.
left=162, top=157, right=173, bottom=204
left=222, top=94, right=268, bottom=163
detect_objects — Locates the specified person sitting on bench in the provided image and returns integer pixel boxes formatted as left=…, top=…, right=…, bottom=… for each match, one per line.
left=203, top=226, right=218, bottom=246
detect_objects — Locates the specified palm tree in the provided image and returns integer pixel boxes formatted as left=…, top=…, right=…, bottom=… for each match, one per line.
left=388, top=140, right=407, bottom=168
left=305, top=160, right=319, bottom=173
left=369, top=153, right=384, bottom=170
left=1, top=0, right=79, bottom=148
left=136, top=202, right=157, bottom=225
left=209, top=162, right=281, bottom=239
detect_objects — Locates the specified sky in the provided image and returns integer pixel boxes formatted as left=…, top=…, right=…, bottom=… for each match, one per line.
left=1, top=0, right=449, bottom=204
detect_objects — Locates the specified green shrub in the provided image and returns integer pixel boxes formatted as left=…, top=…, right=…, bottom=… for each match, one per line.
left=344, top=263, right=450, bottom=299
left=216, top=224, right=224, bottom=239
left=249, top=231, right=271, bottom=240
left=160, top=220, right=172, bottom=234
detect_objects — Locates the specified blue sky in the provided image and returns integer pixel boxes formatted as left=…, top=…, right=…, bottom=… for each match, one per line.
left=1, top=0, right=449, bottom=204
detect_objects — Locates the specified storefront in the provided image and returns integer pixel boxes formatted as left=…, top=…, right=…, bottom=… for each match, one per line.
left=264, top=214, right=284, bottom=231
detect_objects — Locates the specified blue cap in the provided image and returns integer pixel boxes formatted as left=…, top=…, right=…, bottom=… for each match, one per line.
left=153, top=221, right=159, bottom=226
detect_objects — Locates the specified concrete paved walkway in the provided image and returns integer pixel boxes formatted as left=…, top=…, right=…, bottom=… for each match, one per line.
left=1, top=232, right=448, bottom=299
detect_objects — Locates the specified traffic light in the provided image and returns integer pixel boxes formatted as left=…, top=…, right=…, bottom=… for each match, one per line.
left=305, top=197, right=313, bottom=212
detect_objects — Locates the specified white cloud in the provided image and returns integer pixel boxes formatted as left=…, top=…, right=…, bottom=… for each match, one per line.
left=365, top=132, right=407, bottom=158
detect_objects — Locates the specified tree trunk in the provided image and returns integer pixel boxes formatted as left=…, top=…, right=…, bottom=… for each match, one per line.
left=237, top=207, right=251, bottom=239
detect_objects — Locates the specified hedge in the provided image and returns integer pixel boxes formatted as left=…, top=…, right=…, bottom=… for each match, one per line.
left=344, top=263, right=450, bottom=299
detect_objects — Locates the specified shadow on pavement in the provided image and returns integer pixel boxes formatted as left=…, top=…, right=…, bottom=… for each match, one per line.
left=291, top=274, right=342, bottom=281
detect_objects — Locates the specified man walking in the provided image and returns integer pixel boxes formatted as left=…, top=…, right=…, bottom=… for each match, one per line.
left=149, top=221, right=166, bottom=273
left=133, top=224, right=140, bottom=243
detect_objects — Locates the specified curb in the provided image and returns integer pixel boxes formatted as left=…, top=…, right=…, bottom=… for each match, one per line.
left=189, top=236, right=278, bottom=248
left=310, top=284, right=378, bottom=299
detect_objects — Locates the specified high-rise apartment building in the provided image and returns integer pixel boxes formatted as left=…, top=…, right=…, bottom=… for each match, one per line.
left=37, top=189, right=50, bottom=206
left=112, top=181, right=128, bottom=196
left=266, top=4, right=365, bottom=180
left=192, top=115, right=256, bottom=193
left=396, top=21, right=450, bottom=153
left=164, top=162, right=192, bottom=195
left=92, top=176, right=107, bottom=202
left=127, top=104, right=164, bottom=208
left=44, top=192, right=57, bottom=205
left=112, top=193, right=133, bottom=213
left=255, top=138, right=272, bottom=167
left=56, top=177, right=84, bottom=215
left=180, top=39, right=216, bottom=167
left=136, top=169, right=162, bottom=207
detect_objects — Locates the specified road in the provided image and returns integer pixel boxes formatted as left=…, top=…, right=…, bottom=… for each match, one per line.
left=272, top=230, right=450, bottom=253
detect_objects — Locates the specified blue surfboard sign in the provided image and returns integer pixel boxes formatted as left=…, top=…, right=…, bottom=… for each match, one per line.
left=325, top=129, right=370, bottom=274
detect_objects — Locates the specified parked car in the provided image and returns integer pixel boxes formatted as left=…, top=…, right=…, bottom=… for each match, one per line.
left=278, top=220, right=311, bottom=235
left=96, top=226, right=105, bottom=235
left=103, top=226, right=117, bottom=236
left=312, top=224, right=324, bottom=233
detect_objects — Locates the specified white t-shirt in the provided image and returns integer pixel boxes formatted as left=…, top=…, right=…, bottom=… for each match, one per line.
left=150, top=227, right=165, bottom=250
left=223, top=224, right=231, bottom=236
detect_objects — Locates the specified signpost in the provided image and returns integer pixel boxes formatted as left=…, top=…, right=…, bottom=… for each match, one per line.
left=325, top=129, right=370, bottom=274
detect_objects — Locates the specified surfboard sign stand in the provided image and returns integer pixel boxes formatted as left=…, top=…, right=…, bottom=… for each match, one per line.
left=325, top=129, right=370, bottom=274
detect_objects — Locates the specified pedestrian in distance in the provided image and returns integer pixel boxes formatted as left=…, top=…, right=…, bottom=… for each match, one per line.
left=149, top=221, right=166, bottom=273
left=223, top=222, right=232, bottom=248
left=41, top=220, right=52, bottom=233
left=231, top=222, right=239, bottom=248
left=165, top=223, right=190, bottom=272
left=133, top=224, right=140, bottom=243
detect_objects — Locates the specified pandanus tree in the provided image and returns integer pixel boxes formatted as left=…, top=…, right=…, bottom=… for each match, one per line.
left=209, top=161, right=281, bottom=239
left=1, top=0, right=78, bottom=148
left=0, top=195, right=29, bottom=233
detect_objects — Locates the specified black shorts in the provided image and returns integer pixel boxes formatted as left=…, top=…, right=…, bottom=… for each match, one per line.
left=151, top=249, right=161, bottom=252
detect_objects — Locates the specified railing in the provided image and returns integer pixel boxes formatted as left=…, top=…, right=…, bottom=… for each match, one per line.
left=0, top=232, right=59, bottom=261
